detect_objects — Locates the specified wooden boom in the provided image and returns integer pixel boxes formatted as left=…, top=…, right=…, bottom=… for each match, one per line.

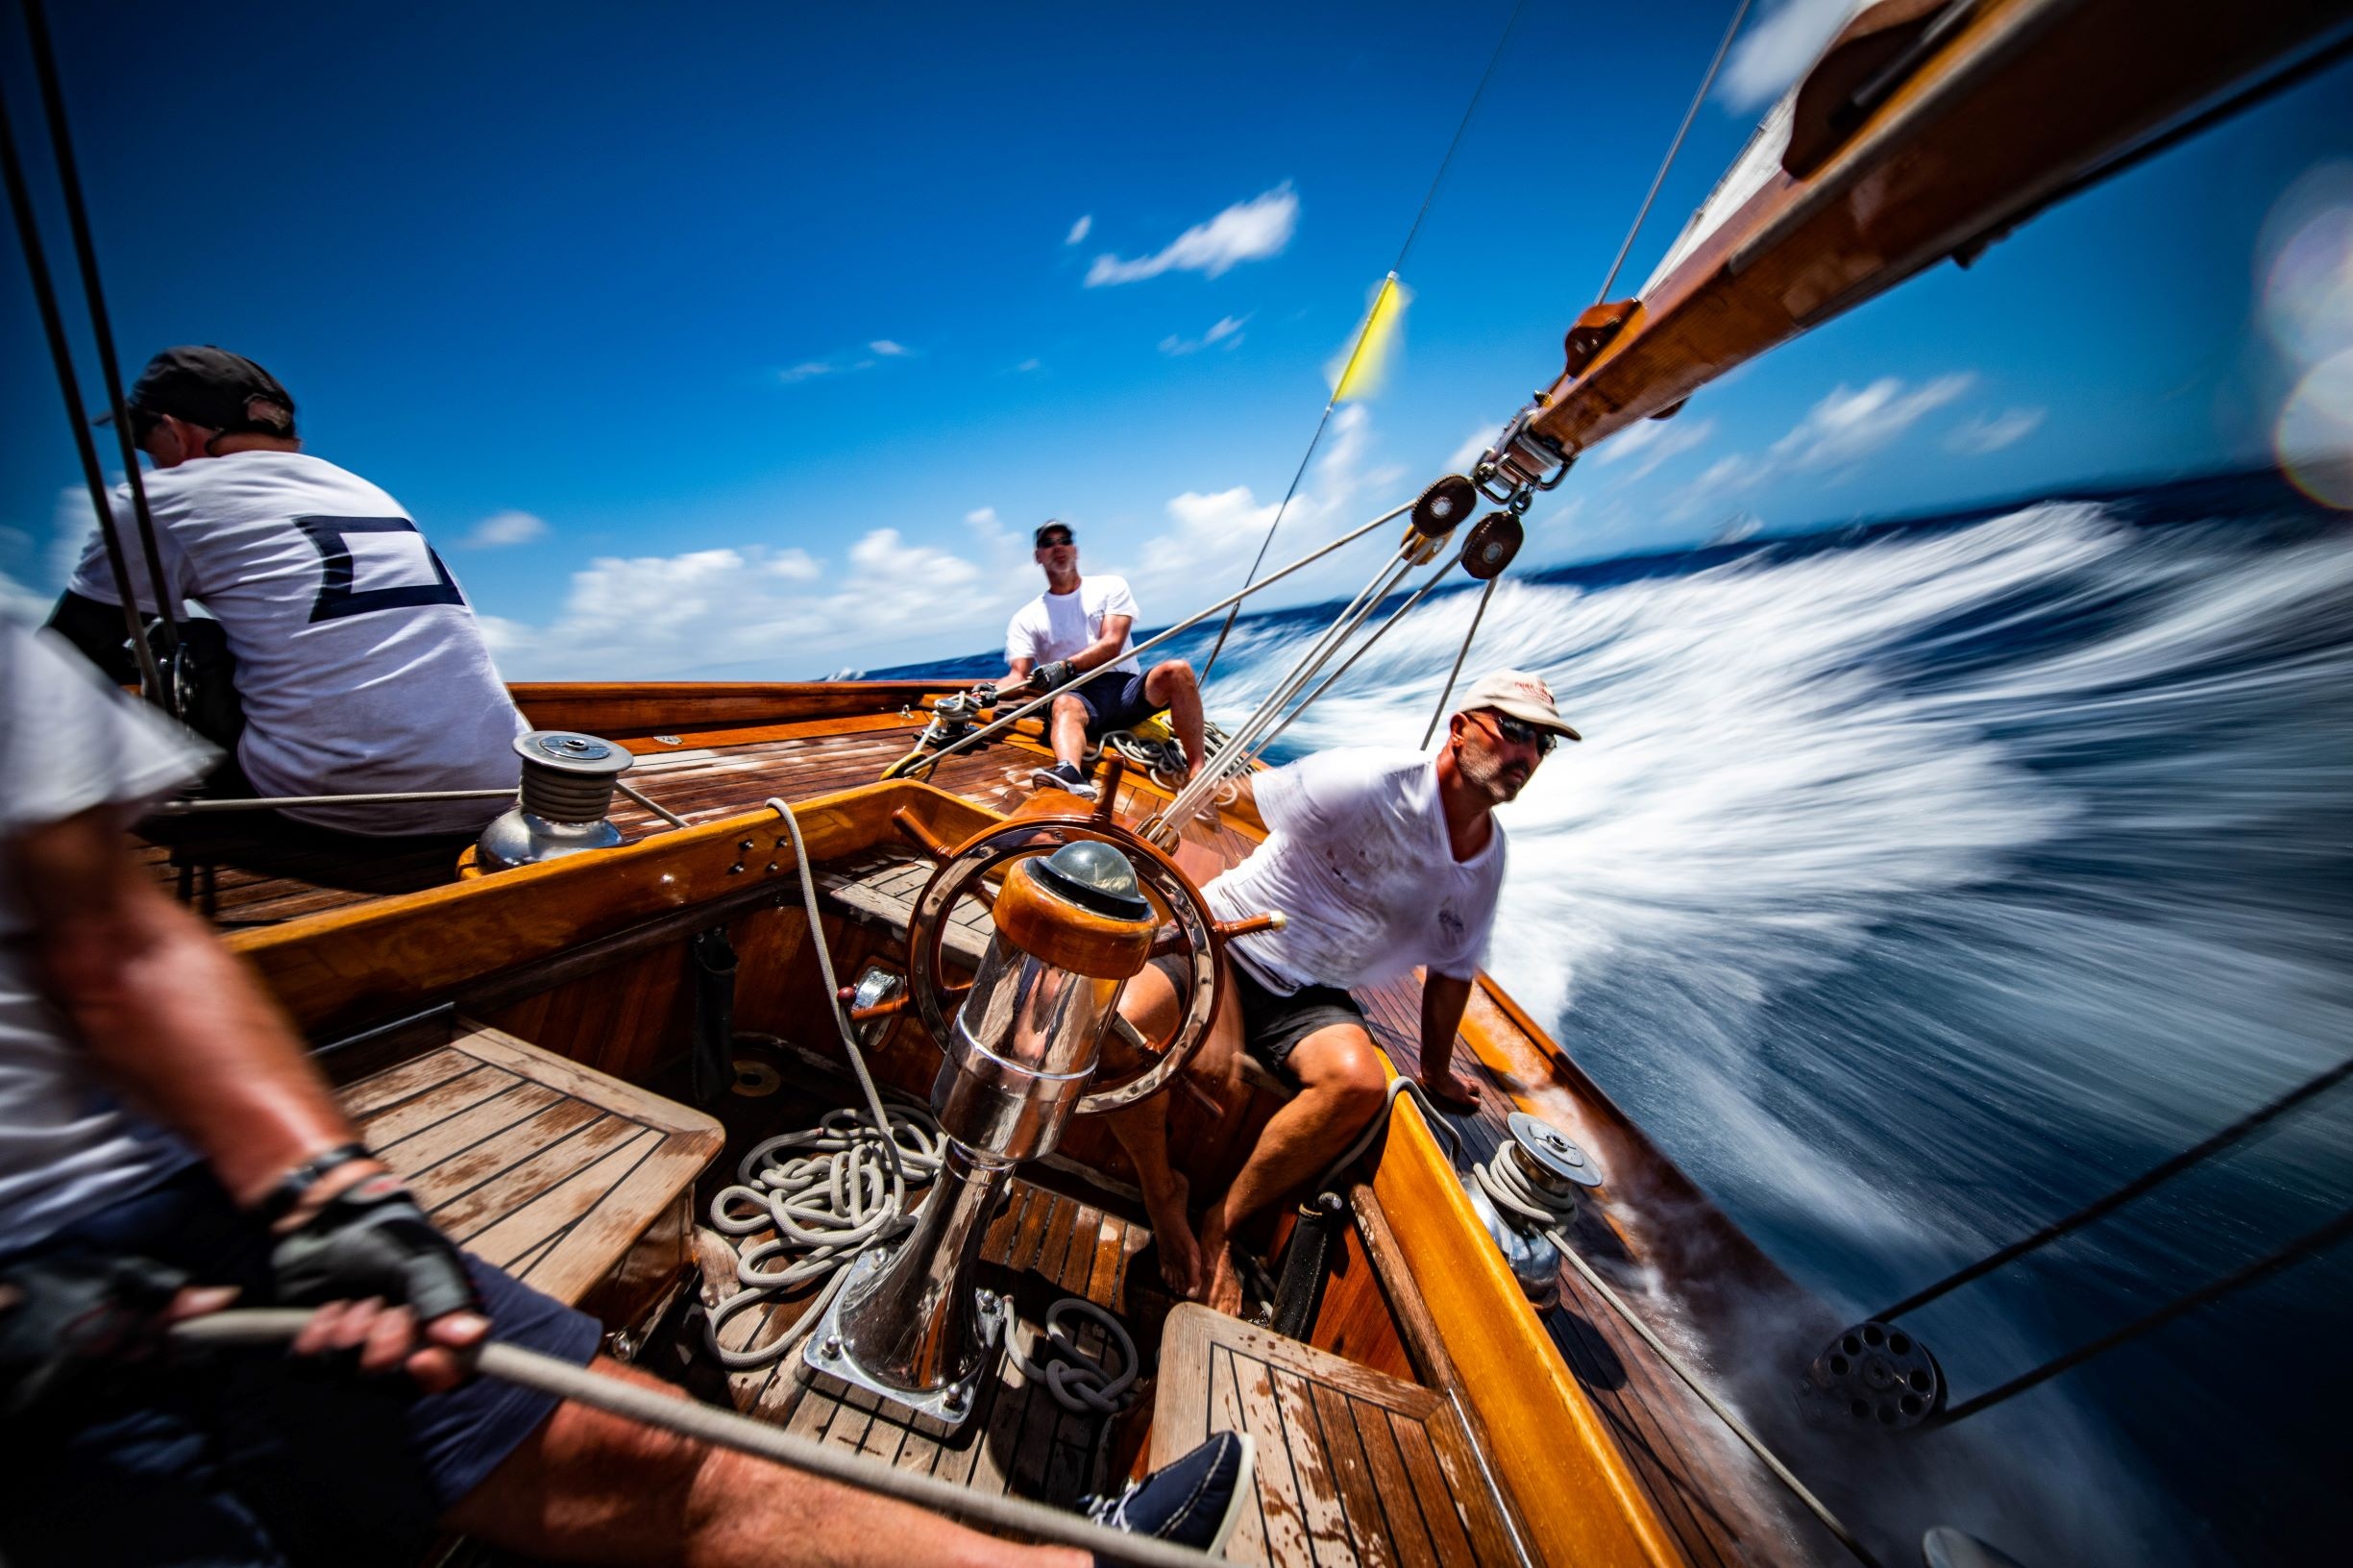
left=1494, top=0, right=2350, bottom=475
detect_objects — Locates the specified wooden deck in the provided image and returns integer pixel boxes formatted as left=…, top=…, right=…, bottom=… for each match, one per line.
left=1153, top=1306, right=1521, bottom=1568
left=174, top=695, right=1821, bottom=1567
left=341, top=1020, right=723, bottom=1314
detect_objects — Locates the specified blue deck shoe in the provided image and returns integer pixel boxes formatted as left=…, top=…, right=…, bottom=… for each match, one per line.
left=1029, top=760, right=1099, bottom=801
left=1084, top=1430, right=1255, bottom=1561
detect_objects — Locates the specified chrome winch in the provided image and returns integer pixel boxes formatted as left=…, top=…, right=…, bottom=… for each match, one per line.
left=1466, top=1111, right=1606, bottom=1306
left=476, top=730, right=636, bottom=870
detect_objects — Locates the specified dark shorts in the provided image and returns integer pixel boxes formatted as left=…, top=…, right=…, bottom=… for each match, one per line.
left=1157, top=952, right=1369, bottom=1090
left=0, top=1164, right=602, bottom=1568
left=1074, top=669, right=1161, bottom=737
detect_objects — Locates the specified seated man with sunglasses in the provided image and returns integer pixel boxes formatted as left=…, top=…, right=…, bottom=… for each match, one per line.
left=46, top=346, right=526, bottom=838
left=1104, top=670, right=1579, bottom=1310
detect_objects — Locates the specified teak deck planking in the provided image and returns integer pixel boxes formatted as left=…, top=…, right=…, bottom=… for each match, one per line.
left=150, top=689, right=1820, bottom=1566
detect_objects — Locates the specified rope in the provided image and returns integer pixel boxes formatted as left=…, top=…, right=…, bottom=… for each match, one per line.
left=900, top=504, right=1406, bottom=782
left=1243, top=546, right=1466, bottom=766
left=693, top=797, right=932, bottom=1368
left=704, top=1106, right=945, bottom=1370
left=1419, top=576, right=1499, bottom=748
left=1012, top=1297, right=1140, bottom=1415
left=1875, top=1053, right=2353, bottom=1322
left=1937, top=1205, right=2353, bottom=1424
left=1199, top=0, right=1530, bottom=683
left=1163, top=547, right=1419, bottom=825
left=1593, top=0, right=1754, bottom=304
left=168, top=1311, right=1222, bottom=1568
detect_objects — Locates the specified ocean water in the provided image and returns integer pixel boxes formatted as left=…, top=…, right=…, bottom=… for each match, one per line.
left=883, top=468, right=2353, bottom=1567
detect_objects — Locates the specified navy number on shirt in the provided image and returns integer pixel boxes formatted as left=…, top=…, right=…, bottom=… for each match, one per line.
left=294, top=516, right=467, bottom=624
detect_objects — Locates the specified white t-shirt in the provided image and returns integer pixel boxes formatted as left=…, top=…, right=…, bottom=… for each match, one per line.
left=0, top=623, right=208, bottom=1253
left=67, top=452, right=527, bottom=835
left=1005, top=575, right=1140, bottom=676
left=1206, top=747, right=1505, bottom=994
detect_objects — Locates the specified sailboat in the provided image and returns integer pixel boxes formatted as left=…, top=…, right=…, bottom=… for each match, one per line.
left=20, top=2, right=2353, bottom=1564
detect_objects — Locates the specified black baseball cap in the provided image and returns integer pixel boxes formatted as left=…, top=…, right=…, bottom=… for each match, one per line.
left=1034, top=520, right=1075, bottom=547
left=95, top=346, right=297, bottom=438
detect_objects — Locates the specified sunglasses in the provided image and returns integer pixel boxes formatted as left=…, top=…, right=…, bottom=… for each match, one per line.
left=127, top=406, right=165, bottom=445
left=1475, top=709, right=1559, bottom=757
left=1037, top=533, right=1074, bottom=549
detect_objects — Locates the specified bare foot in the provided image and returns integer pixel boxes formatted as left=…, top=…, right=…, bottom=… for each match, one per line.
left=1140, top=1169, right=1200, bottom=1297
left=1419, top=1066, right=1483, bottom=1113
left=1196, top=1209, right=1245, bottom=1316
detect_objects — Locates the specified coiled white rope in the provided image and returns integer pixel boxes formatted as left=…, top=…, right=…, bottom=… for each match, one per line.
left=699, top=797, right=933, bottom=1370
left=704, top=1106, right=946, bottom=1369
left=1013, top=1297, right=1139, bottom=1415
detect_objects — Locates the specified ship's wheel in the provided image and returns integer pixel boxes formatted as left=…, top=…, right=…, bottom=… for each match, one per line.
left=900, top=812, right=1222, bottom=1115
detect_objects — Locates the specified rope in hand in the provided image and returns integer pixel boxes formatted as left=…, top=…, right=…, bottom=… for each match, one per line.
left=167, top=1311, right=1221, bottom=1568
left=703, top=1106, right=945, bottom=1370
left=1013, top=1297, right=1140, bottom=1416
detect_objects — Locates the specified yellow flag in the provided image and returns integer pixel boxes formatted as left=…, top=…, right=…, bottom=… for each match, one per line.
left=1329, top=272, right=1411, bottom=402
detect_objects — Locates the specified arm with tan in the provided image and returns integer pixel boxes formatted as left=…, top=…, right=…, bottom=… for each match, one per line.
left=18, top=807, right=485, bottom=1386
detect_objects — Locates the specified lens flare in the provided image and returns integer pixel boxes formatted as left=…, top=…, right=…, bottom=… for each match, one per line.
left=2276, top=348, right=2353, bottom=508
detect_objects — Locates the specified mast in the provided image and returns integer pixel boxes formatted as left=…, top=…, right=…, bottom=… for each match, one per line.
left=1479, top=0, right=2353, bottom=496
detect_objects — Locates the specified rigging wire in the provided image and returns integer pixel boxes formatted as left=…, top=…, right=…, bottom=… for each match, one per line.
left=0, top=62, right=162, bottom=704
left=1938, top=1205, right=2353, bottom=1425
left=1875, top=1053, right=2353, bottom=1322
left=1593, top=0, right=1754, bottom=305
left=1198, top=0, right=1531, bottom=684
left=1419, top=576, right=1499, bottom=748
left=20, top=0, right=183, bottom=685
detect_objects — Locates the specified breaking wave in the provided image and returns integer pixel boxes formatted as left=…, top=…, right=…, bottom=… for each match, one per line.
left=896, top=471, right=2353, bottom=1565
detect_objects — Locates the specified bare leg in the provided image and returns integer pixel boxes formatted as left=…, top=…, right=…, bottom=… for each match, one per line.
left=1196, top=1023, right=1387, bottom=1317
left=1100, top=956, right=1243, bottom=1297
left=447, top=1354, right=1086, bottom=1567
left=1143, top=660, right=1208, bottom=781
left=1049, top=695, right=1089, bottom=772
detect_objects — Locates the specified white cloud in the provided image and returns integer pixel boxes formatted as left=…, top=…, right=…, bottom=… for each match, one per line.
left=1085, top=184, right=1298, bottom=286
left=495, top=528, right=996, bottom=678
left=965, top=506, right=999, bottom=527
left=1066, top=214, right=1091, bottom=245
left=0, top=570, right=45, bottom=624
left=1013, top=357, right=1043, bottom=373
left=463, top=509, right=550, bottom=548
left=1597, top=415, right=1719, bottom=479
left=1946, top=406, right=2047, bottom=454
left=1772, top=374, right=1974, bottom=471
left=1159, top=314, right=1249, bottom=355
left=1721, top=0, right=1859, bottom=110
left=1445, top=427, right=1497, bottom=475
left=777, top=340, right=916, bottom=384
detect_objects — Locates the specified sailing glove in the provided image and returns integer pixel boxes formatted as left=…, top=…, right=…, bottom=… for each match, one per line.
left=0, top=1255, right=193, bottom=1420
left=1036, top=659, right=1076, bottom=693
left=270, top=1170, right=483, bottom=1323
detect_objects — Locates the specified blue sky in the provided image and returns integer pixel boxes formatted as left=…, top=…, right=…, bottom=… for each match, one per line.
left=3, top=1, right=2347, bottom=677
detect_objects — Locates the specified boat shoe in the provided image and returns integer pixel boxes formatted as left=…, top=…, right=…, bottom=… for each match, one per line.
left=1084, top=1429, right=1255, bottom=1559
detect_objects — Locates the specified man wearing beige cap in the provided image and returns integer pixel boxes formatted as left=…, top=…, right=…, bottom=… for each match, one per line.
left=1107, top=670, right=1580, bottom=1311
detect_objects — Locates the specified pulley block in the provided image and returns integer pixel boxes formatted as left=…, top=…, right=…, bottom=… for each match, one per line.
left=1410, top=473, right=1478, bottom=536
left=1460, top=512, right=1524, bottom=580
left=1803, top=1320, right=1944, bottom=1431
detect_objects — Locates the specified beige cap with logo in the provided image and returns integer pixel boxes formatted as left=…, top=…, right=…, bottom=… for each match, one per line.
left=1455, top=669, right=1581, bottom=741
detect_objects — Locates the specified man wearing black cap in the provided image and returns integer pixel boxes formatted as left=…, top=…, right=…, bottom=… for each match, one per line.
left=46, top=346, right=527, bottom=837
left=993, top=520, right=1206, bottom=802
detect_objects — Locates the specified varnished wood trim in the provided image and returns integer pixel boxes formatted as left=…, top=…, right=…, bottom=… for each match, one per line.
left=1370, top=1094, right=1689, bottom=1568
